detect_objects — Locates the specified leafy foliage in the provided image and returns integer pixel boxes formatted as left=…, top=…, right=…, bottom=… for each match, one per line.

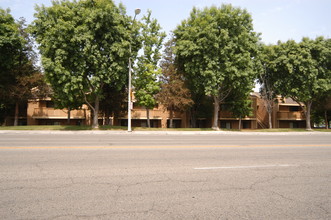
left=0, top=8, right=21, bottom=122
left=224, top=89, right=252, bottom=129
left=270, top=37, right=331, bottom=130
left=257, top=44, right=279, bottom=128
left=99, top=82, right=127, bottom=125
left=9, top=18, right=47, bottom=101
left=134, top=10, right=165, bottom=127
left=31, top=0, right=135, bottom=128
left=0, top=11, right=47, bottom=125
left=157, top=38, right=193, bottom=128
left=174, top=5, right=260, bottom=129
left=311, top=94, right=331, bottom=128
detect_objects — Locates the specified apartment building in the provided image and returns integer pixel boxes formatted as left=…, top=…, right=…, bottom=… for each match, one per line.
left=27, top=98, right=90, bottom=126
left=219, top=94, right=258, bottom=129
left=24, top=94, right=258, bottom=129
left=1, top=103, right=28, bottom=126
left=22, top=95, right=303, bottom=128
left=115, top=103, right=189, bottom=128
left=4, top=90, right=329, bottom=129
left=276, top=99, right=306, bottom=128
left=257, top=95, right=306, bottom=129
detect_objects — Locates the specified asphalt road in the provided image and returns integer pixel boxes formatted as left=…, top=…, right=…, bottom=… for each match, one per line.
left=0, top=131, right=330, bottom=219
left=0, top=130, right=330, bottom=147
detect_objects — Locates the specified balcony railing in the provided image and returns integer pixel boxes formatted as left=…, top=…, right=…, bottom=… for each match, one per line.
left=131, top=109, right=165, bottom=119
left=219, top=111, right=256, bottom=119
left=277, top=111, right=305, bottom=120
left=32, top=108, right=86, bottom=119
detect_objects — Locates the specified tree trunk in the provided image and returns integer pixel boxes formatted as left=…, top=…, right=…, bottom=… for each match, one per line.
left=83, top=109, right=87, bottom=125
left=212, top=95, right=220, bottom=130
left=14, top=102, right=19, bottom=126
left=92, top=96, right=99, bottom=129
left=67, top=107, right=71, bottom=125
left=105, top=109, right=110, bottom=126
left=169, top=106, right=174, bottom=128
left=268, top=112, right=272, bottom=129
left=190, top=108, right=197, bottom=128
left=325, top=110, right=328, bottom=130
left=239, top=116, right=242, bottom=130
left=146, top=108, right=150, bottom=128
left=305, top=101, right=312, bottom=131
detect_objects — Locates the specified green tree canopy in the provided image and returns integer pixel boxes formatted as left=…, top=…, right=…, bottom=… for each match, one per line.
left=31, top=0, right=137, bottom=128
left=224, top=87, right=253, bottom=130
left=174, top=4, right=260, bottom=130
left=157, top=38, right=193, bottom=128
left=271, top=37, right=331, bottom=130
left=257, top=44, right=279, bottom=129
left=0, top=8, right=21, bottom=82
left=99, top=82, right=127, bottom=126
left=0, top=8, right=21, bottom=123
left=0, top=10, right=46, bottom=125
left=134, top=10, right=165, bottom=128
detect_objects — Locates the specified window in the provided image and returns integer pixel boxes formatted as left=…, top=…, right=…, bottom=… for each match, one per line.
left=221, top=104, right=231, bottom=111
left=141, top=121, right=147, bottom=127
left=290, top=122, right=299, bottom=128
left=46, top=101, right=54, bottom=108
left=243, top=121, right=251, bottom=129
left=221, top=121, right=231, bottom=129
left=121, top=120, right=128, bottom=126
left=167, top=119, right=181, bottom=128
left=133, top=103, right=143, bottom=109
left=289, top=106, right=300, bottom=112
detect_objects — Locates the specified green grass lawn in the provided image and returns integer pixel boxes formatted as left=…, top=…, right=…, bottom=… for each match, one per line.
left=131, top=127, right=214, bottom=131
left=0, top=125, right=212, bottom=131
left=248, top=128, right=331, bottom=132
left=244, top=128, right=308, bottom=132
left=0, top=125, right=93, bottom=130
left=0, top=125, right=330, bottom=132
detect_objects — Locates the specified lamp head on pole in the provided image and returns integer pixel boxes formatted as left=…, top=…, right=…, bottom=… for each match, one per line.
left=134, top=8, right=141, bottom=15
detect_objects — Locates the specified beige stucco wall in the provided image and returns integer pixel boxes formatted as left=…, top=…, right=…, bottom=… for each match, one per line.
left=27, top=99, right=90, bottom=125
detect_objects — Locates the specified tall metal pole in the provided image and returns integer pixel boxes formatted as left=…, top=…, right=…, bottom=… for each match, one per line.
left=128, top=45, right=132, bottom=132
left=128, top=9, right=141, bottom=132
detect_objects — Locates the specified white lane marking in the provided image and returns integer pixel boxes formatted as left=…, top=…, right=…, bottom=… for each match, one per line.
left=194, top=164, right=295, bottom=170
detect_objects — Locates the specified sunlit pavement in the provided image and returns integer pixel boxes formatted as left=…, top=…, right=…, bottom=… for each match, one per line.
left=0, top=132, right=330, bottom=219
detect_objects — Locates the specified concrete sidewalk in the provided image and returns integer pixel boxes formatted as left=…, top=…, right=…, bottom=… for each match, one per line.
left=0, top=129, right=329, bottom=136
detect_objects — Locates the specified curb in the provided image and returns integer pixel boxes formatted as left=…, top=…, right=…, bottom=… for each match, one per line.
left=0, top=130, right=330, bottom=136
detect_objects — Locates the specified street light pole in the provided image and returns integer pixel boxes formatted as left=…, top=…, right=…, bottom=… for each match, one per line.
left=128, top=8, right=141, bottom=132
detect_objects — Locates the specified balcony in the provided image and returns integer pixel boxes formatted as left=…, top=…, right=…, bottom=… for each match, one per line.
left=131, top=109, right=165, bottom=119
left=277, top=111, right=305, bottom=120
left=32, top=108, right=86, bottom=119
left=219, top=111, right=256, bottom=119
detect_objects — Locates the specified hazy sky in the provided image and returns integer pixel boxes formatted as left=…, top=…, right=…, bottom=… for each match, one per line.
left=1, top=0, right=330, bottom=44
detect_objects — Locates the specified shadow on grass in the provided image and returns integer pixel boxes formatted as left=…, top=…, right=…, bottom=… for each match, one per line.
left=0, top=125, right=330, bottom=132
left=0, top=125, right=92, bottom=130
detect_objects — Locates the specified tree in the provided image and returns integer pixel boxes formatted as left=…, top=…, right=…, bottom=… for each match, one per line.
left=31, top=0, right=137, bottom=129
left=225, top=89, right=252, bottom=130
left=0, top=11, right=46, bottom=126
left=174, top=5, right=260, bottom=130
left=134, top=10, right=165, bottom=128
left=9, top=18, right=47, bottom=126
left=0, top=8, right=21, bottom=124
left=99, top=83, right=127, bottom=126
left=51, top=89, right=84, bottom=125
left=0, top=8, right=20, bottom=88
left=258, top=44, right=278, bottom=129
left=157, top=38, right=193, bottom=128
left=271, top=37, right=331, bottom=130
left=312, top=93, right=331, bottom=129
